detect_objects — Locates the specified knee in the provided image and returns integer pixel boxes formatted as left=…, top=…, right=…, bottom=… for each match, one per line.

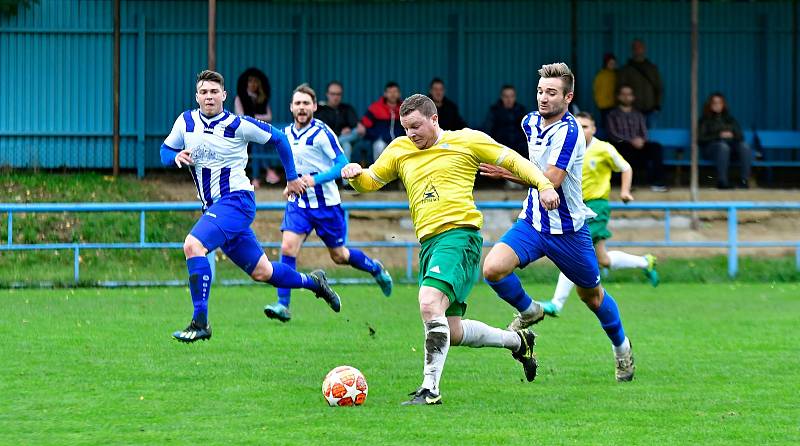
left=482, top=258, right=510, bottom=283
left=250, top=263, right=269, bottom=282
left=418, top=301, right=439, bottom=320
left=330, top=251, right=349, bottom=265
left=577, top=286, right=604, bottom=310
left=183, top=236, right=206, bottom=258
left=280, top=240, right=300, bottom=256
left=596, top=255, right=611, bottom=269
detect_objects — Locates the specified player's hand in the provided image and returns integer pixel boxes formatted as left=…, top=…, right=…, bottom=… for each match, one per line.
left=341, top=163, right=363, bottom=179
left=304, top=175, right=316, bottom=187
left=620, top=191, right=634, bottom=203
left=174, top=149, right=193, bottom=168
left=631, top=137, right=645, bottom=149
left=539, top=188, right=560, bottom=211
left=478, top=163, right=512, bottom=180
left=284, top=177, right=307, bottom=199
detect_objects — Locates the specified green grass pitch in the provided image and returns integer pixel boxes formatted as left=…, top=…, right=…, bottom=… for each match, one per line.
left=1, top=282, right=798, bottom=445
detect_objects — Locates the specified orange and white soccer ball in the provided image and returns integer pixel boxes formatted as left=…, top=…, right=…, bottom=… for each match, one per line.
left=322, top=365, right=368, bottom=407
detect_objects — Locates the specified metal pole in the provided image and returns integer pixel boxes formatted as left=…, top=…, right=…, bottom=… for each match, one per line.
left=74, top=247, right=80, bottom=284
left=793, top=0, right=798, bottom=129
left=136, top=15, right=146, bottom=179
left=727, top=207, right=738, bottom=278
left=112, top=0, right=120, bottom=176
left=571, top=0, right=578, bottom=78
left=208, top=0, right=216, bottom=70
left=689, top=0, right=700, bottom=229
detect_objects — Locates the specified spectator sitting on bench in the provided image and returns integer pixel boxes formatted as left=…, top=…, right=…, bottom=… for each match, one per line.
left=699, top=92, right=751, bottom=189
left=606, top=85, right=667, bottom=192
left=356, top=81, right=404, bottom=163
left=235, top=67, right=280, bottom=187
left=316, top=81, right=360, bottom=161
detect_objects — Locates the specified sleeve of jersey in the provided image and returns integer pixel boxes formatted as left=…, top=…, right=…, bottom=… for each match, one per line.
left=312, top=152, right=348, bottom=185
left=607, top=144, right=631, bottom=172
left=348, top=148, right=398, bottom=192
left=160, top=116, right=185, bottom=167
left=547, top=124, right=580, bottom=171
left=269, top=128, right=299, bottom=181
left=469, top=130, right=554, bottom=191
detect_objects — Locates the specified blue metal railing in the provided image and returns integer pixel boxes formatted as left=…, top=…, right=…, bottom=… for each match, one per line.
left=2, top=201, right=799, bottom=286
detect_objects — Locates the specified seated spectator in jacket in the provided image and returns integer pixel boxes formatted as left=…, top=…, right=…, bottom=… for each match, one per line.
left=593, top=53, right=617, bottom=131
left=698, top=92, right=752, bottom=189
left=356, top=81, right=403, bottom=162
left=606, top=85, right=667, bottom=192
left=316, top=81, right=359, bottom=160
left=234, top=67, right=279, bottom=187
left=482, top=85, right=528, bottom=158
left=427, top=77, right=466, bottom=130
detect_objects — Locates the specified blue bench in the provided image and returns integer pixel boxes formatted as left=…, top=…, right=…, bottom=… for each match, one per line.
left=649, top=128, right=800, bottom=185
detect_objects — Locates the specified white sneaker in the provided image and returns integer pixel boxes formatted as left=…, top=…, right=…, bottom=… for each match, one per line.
left=614, top=338, right=635, bottom=382
left=507, top=302, right=545, bottom=331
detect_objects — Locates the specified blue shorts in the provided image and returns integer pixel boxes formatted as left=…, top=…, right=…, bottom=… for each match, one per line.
left=280, top=202, right=347, bottom=248
left=499, top=219, right=600, bottom=289
left=190, top=190, right=264, bottom=275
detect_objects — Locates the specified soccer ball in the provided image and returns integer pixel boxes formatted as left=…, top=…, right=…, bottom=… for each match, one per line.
left=322, top=365, right=368, bottom=407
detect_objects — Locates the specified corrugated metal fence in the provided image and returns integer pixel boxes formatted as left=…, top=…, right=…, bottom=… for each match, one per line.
left=1, top=0, right=797, bottom=171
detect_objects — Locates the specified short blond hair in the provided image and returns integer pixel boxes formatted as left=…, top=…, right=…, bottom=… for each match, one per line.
left=399, top=94, right=437, bottom=118
left=538, top=62, right=574, bottom=95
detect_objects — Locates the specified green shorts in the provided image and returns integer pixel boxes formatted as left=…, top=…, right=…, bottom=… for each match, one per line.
left=585, top=199, right=612, bottom=244
left=418, top=227, right=483, bottom=317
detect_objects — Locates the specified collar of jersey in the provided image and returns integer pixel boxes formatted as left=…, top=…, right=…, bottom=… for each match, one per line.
left=291, top=118, right=316, bottom=139
left=198, top=110, right=230, bottom=130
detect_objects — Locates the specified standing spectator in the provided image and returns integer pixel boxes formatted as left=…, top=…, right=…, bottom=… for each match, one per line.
left=698, top=92, right=752, bottom=189
left=606, top=85, right=667, bottom=192
left=483, top=85, right=528, bottom=158
left=427, top=77, right=467, bottom=130
left=593, top=53, right=617, bottom=131
left=316, top=81, right=359, bottom=160
left=235, top=67, right=279, bottom=186
left=357, top=81, right=404, bottom=162
left=618, top=39, right=662, bottom=129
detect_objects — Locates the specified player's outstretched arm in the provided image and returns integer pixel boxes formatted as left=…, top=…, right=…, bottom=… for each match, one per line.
left=341, top=163, right=382, bottom=193
left=307, top=153, right=349, bottom=187
left=620, top=168, right=634, bottom=203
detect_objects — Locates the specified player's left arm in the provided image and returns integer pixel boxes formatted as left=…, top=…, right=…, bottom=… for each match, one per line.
left=469, top=130, right=553, bottom=191
left=607, top=144, right=634, bottom=202
left=307, top=127, right=349, bottom=187
left=239, top=116, right=299, bottom=181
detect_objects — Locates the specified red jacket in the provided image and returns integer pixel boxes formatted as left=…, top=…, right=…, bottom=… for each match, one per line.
left=361, top=97, right=404, bottom=143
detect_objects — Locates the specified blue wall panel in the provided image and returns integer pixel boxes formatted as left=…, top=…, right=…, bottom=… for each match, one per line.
left=1, top=0, right=798, bottom=171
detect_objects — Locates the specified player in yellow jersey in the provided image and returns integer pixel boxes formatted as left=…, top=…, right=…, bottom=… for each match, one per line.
left=341, top=94, right=559, bottom=405
left=540, top=112, right=659, bottom=316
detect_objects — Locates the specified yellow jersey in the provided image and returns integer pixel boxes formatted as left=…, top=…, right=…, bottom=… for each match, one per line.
left=582, top=137, right=631, bottom=201
left=349, top=129, right=553, bottom=241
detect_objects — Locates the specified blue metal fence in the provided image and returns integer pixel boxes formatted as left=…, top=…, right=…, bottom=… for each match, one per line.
left=2, top=201, right=799, bottom=286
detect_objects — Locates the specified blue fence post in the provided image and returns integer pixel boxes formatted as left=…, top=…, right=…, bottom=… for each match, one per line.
left=136, top=15, right=146, bottom=179
left=664, top=209, right=671, bottom=242
left=7, top=212, right=12, bottom=245
left=796, top=245, right=800, bottom=272
left=406, top=245, right=413, bottom=281
left=728, top=207, right=738, bottom=278
left=139, top=211, right=146, bottom=245
left=74, top=246, right=80, bottom=284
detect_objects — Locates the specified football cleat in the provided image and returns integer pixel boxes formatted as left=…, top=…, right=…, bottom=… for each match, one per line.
left=507, top=302, right=545, bottom=331
left=512, top=329, right=538, bottom=382
left=540, top=300, right=560, bottom=318
left=309, top=270, right=341, bottom=312
left=401, top=387, right=442, bottom=406
left=614, top=339, right=635, bottom=382
left=264, top=302, right=292, bottom=322
left=172, top=320, right=212, bottom=343
left=373, top=260, right=393, bottom=297
left=643, top=254, right=659, bottom=287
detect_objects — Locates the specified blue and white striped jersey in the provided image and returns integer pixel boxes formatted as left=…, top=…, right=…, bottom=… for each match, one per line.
left=518, top=110, right=594, bottom=234
left=162, top=109, right=281, bottom=209
left=284, top=118, right=344, bottom=208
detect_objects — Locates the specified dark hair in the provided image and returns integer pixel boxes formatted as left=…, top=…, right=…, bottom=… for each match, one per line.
left=703, top=92, right=728, bottom=117
left=400, top=93, right=437, bottom=118
left=429, top=77, right=444, bottom=88
left=501, top=84, right=516, bottom=93
left=326, top=80, right=343, bottom=91
left=617, top=84, right=634, bottom=95
left=196, top=70, right=224, bottom=89
left=575, top=111, right=594, bottom=122
left=293, top=83, right=317, bottom=104
left=384, top=81, right=400, bottom=91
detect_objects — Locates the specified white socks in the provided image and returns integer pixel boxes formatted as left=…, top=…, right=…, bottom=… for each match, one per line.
left=458, top=319, right=521, bottom=351
left=613, top=337, right=631, bottom=356
left=551, top=272, right=575, bottom=312
left=421, top=316, right=450, bottom=392
left=608, top=251, right=648, bottom=269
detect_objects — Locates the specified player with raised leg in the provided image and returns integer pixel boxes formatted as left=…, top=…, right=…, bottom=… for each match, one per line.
left=480, top=63, right=635, bottom=381
left=263, top=84, right=393, bottom=323
left=342, top=94, right=559, bottom=405
left=160, top=71, right=341, bottom=343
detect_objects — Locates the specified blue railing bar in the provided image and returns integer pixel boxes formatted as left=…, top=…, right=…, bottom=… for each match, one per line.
left=7, top=212, right=12, bottom=245
left=139, top=211, right=146, bottom=245
left=2, top=201, right=800, bottom=213
left=73, top=247, right=80, bottom=284
left=664, top=209, right=671, bottom=242
left=728, top=207, right=738, bottom=278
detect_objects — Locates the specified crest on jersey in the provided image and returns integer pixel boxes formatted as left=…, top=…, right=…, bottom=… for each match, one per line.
left=421, top=179, right=440, bottom=204
left=589, top=159, right=597, bottom=169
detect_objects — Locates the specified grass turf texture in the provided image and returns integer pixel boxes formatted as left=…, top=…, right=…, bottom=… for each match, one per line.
left=1, top=283, right=798, bottom=445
